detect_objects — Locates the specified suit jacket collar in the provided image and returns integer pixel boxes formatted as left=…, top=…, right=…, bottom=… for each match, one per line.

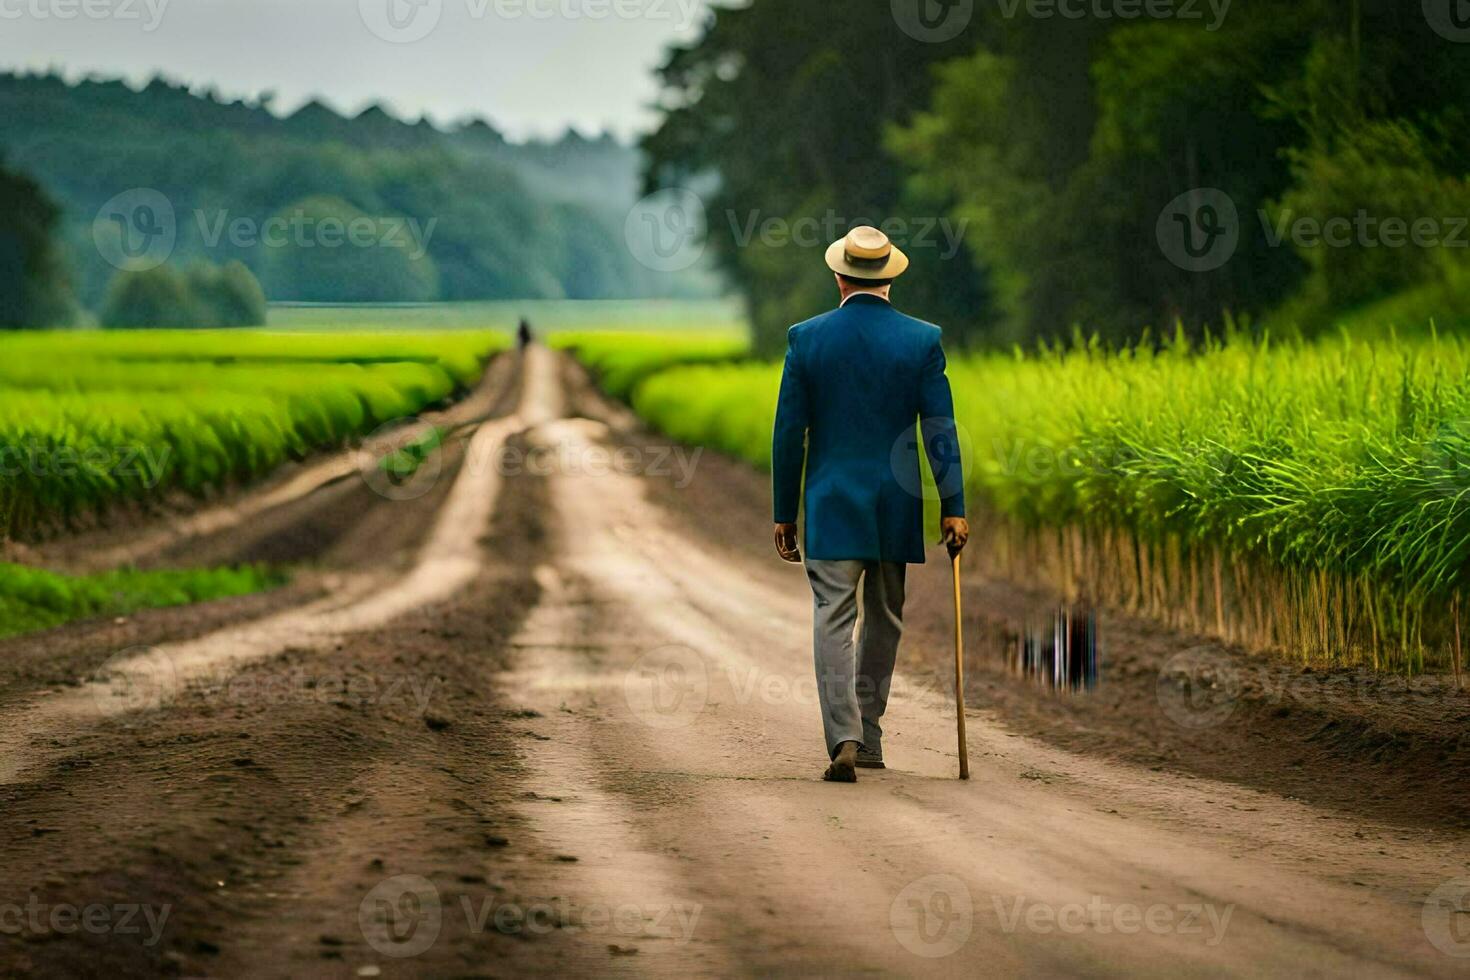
left=840, top=292, right=892, bottom=309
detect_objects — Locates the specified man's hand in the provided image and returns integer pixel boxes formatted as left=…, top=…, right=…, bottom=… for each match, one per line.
left=774, top=523, right=801, bottom=563
left=941, top=517, right=970, bottom=559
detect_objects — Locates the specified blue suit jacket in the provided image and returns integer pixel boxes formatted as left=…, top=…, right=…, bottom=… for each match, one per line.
left=772, top=294, right=966, bottom=564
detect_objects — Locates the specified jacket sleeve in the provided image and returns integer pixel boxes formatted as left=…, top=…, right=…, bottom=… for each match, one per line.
left=917, top=334, right=967, bottom=519
left=771, top=330, right=808, bottom=524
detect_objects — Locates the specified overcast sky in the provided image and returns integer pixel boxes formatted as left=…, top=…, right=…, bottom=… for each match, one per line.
left=2, top=0, right=715, bottom=140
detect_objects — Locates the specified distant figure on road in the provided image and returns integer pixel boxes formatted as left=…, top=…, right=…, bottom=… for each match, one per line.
left=771, top=225, right=969, bottom=783
left=517, top=317, right=533, bottom=350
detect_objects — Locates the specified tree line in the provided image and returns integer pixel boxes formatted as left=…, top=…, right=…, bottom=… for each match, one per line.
left=642, top=1, right=1470, bottom=353
left=0, top=72, right=719, bottom=328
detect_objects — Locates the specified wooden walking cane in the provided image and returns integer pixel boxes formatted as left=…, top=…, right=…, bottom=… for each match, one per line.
left=952, top=551, right=970, bottom=780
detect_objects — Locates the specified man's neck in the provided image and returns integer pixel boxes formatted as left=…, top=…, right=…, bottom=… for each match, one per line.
left=840, top=290, right=891, bottom=307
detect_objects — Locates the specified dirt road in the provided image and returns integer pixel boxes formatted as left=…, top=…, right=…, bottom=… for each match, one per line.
left=1, top=347, right=1467, bottom=978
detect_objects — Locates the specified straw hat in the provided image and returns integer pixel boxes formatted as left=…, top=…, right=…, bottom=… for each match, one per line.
left=825, top=225, right=910, bottom=280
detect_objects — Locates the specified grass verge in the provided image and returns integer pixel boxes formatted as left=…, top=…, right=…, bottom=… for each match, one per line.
left=0, top=562, right=288, bottom=639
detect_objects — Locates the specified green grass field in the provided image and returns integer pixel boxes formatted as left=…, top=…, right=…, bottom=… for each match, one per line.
left=0, top=562, right=286, bottom=639
left=0, top=329, right=505, bottom=540
left=573, top=330, right=1470, bottom=674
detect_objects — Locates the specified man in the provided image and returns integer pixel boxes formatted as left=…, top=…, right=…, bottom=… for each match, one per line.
left=772, top=225, right=969, bottom=783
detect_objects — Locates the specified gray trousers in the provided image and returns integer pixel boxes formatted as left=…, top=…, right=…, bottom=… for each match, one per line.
left=804, top=560, right=907, bottom=759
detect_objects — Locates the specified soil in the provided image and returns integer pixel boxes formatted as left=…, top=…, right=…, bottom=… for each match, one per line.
left=0, top=348, right=1466, bottom=978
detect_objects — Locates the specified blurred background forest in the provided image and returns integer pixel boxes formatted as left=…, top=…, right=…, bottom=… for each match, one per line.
left=643, top=0, right=1470, bottom=353
left=0, top=71, right=722, bottom=330
left=5, top=0, right=1470, bottom=353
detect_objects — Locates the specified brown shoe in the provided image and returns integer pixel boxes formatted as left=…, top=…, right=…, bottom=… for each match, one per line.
left=823, top=741, right=859, bottom=783
left=855, top=748, right=885, bottom=769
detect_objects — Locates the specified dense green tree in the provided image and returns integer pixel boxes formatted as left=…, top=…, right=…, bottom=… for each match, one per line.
left=100, top=265, right=198, bottom=328
left=191, top=260, right=268, bottom=327
left=0, top=72, right=719, bottom=313
left=260, top=196, right=439, bottom=304
left=100, top=260, right=267, bottom=328
left=0, top=157, right=76, bottom=327
left=642, top=1, right=988, bottom=354
left=649, top=0, right=1470, bottom=345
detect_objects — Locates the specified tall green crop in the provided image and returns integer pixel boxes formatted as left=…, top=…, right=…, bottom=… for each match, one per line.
left=0, top=330, right=506, bottom=539
left=601, top=331, right=1470, bottom=672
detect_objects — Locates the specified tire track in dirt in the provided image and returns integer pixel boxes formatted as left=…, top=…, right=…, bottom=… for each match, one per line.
left=484, top=355, right=1470, bottom=978
left=0, top=350, right=565, bottom=978
left=0, top=350, right=540, bottom=788
left=33, top=352, right=517, bottom=575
